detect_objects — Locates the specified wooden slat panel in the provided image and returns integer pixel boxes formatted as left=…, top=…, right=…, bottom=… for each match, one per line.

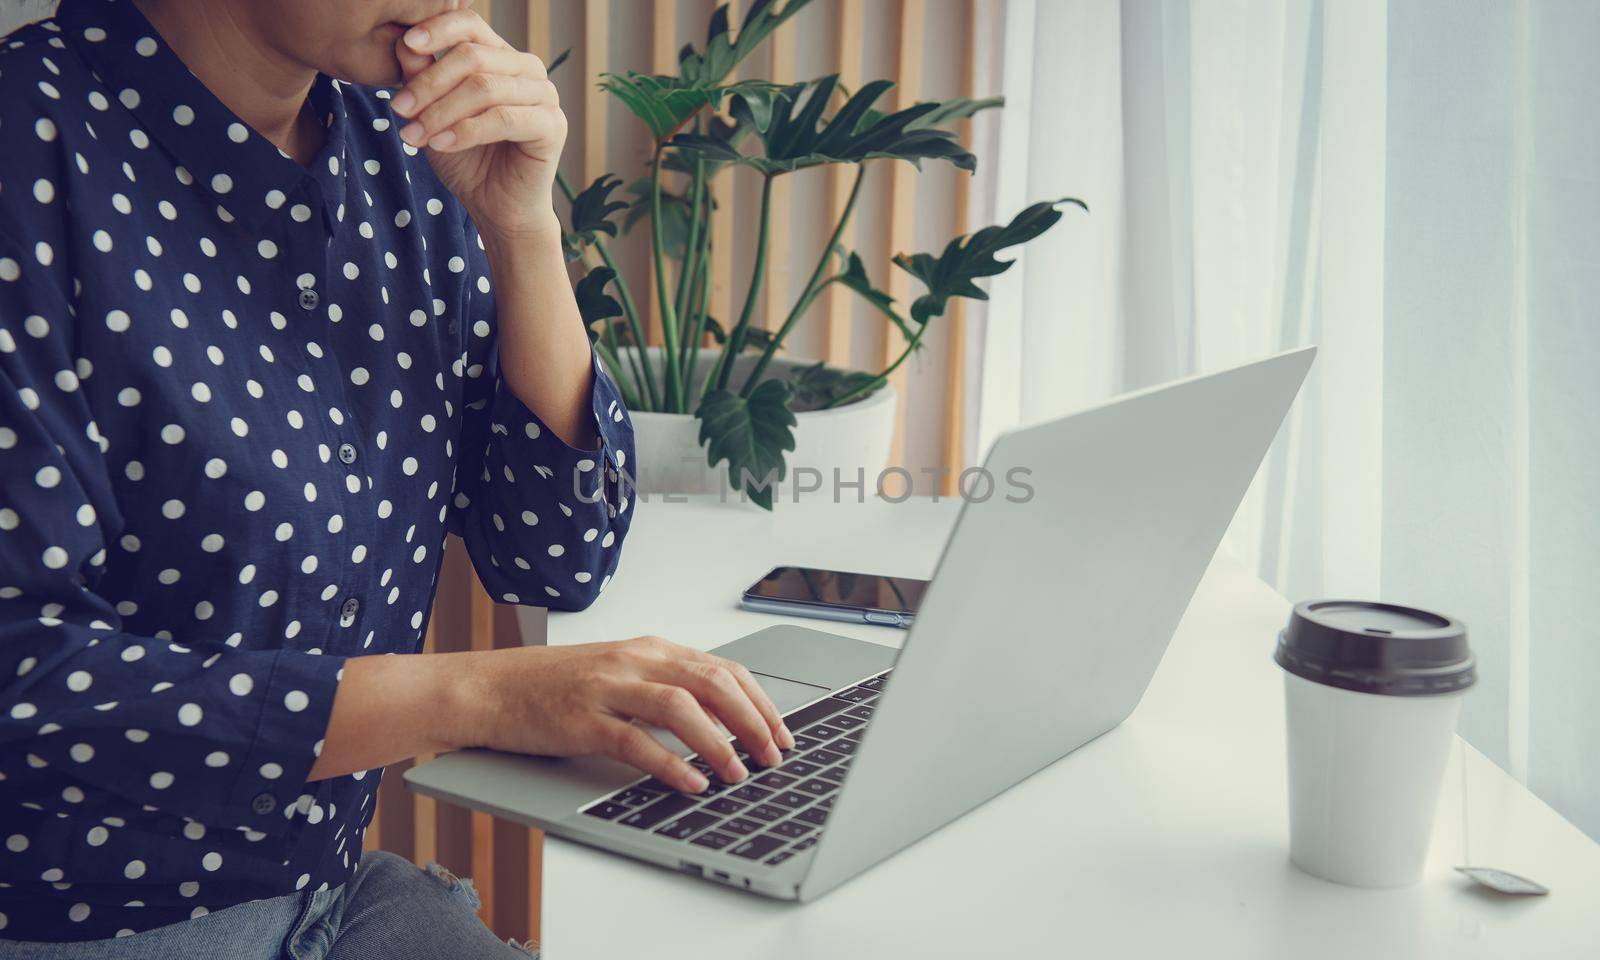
left=526, top=827, right=544, bottom=945
left=762, top=22, right=795, bottom=332
left=473, top=0, right=494, bottom=20
left=410, top=768, right=437, bottom=864
left=646, top=0, right=679, bottom=347
left=882, top=0, right=924, bottom=493
left=471, top=809, right=496, bottom=926
left=362, top=786, right=382, bottom=853
left=467, top=580, right=497, bottom=927
left=524, top=0, right=550, bottom=57
left=707, top=0, right=740, bottom=349
left=651, top=0, right=678, bottom=68
left=371, top=758, right=413, bottom=860
left=940, top=0, right=976, bottom=496
left=583, top=1, right=610, bottom=186
left=823, top=0, right=865, bottom=365
left=411, top=618, right=438, bottom=866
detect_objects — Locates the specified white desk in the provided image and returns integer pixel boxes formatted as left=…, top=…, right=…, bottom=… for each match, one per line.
left=468, top=495, right=1598, bottom=958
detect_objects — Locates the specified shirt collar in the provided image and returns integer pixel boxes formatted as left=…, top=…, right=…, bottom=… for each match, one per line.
left=56, top=0, right=353, bottom=235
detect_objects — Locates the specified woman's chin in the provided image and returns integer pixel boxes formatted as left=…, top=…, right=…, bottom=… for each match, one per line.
left=327, top=46, right=408, bottom=87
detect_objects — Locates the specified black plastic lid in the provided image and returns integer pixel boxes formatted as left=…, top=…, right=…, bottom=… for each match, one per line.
left=1274, top=600, right=1475, bottom=697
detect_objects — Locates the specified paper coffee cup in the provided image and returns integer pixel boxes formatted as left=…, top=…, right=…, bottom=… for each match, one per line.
left=1275, top=600, right=1475, bottom=888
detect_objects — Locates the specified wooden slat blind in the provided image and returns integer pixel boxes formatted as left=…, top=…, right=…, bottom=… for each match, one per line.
left=525, top=1, right=550, bottom=61
left=646, top=0, right=679, bottom=346
left=583, top=0, right=610, bottom=189
left=823, top=0, right=865, bottom=366
left=940, top=0, right=977, bottom=496
left=761, top=23, right=796, bottom=331
left=707, top=0, right=741, bottom=350
left=881, top=0, right=925, bottom=493
left=367, top=0, right=988, bottom=948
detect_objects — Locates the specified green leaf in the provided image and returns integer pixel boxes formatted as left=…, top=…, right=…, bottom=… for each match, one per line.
left=724, top=84, right=791, bottom=136
left=834, top=250, right=917, bottom=344
left=665, top=132, right=748, bottom=165
left=661, top=116, right=750, bottom=176
left=856, top=95, right=1004, bottom=134
left=602, top=0, right=806, bottom=147
left=697, top=379, right=797, bottom=510
left=601, top=74, right=787, bottom=141
left=788, top=360, right=883, bottom=411
left=621, top=177, right=697, bottom=260
left=702, top=318, right=773, bottom=353
left=740, top=327, right=777, bottom=354
left=596, top=319, right=636, bottom=346
left=575, top=266, right=623, bottom=339
left=545, top=47, right=572, bottom=75
left=566, top=175, right=628, bottom=251
left=893, top=197, right=1087, bottom=323
left=668, top=75, right=979, bottom=175
left=679, top=0, right=816, bottom=87
left=598, top=73, right=712, bottom=140
left=904, top=95, right=1004, bottom=130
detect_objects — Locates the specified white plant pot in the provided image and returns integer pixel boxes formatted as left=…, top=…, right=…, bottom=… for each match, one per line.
left=613, top=347, right=897, bottom=502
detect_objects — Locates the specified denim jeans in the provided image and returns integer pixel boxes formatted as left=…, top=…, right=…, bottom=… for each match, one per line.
left=0, top=852, right=536, bottom=960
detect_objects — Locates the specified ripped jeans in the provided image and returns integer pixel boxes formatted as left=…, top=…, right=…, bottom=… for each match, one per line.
left=0, top=852, right=535, bottom=960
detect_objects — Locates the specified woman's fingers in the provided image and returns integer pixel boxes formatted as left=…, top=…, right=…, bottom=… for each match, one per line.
left=429, top=102, right=561, bottom=154
left=390, top=42, right=534, bottom=122
left=707, top=654, right=795, bottom=751
left=401, top=9, right=512, bottom=57
left=394, top=36, right=434, bottom=84
left=664, top=659, right=783, bottom=767
left=611, top=681, right=749, bottom=785
left=595, top=718, right=708, bottom=795
left=403, top=75, right=554, bottom=150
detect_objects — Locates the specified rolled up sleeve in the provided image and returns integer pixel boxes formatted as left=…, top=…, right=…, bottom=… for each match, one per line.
left=445, top=220, right=636, bottom=611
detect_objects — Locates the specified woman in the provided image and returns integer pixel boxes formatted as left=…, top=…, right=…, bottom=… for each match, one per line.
left=0, top=1, right=792, bottom=954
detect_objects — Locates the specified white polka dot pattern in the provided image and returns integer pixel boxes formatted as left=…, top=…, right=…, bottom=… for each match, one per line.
left=0, top=2, right=634, bottom=943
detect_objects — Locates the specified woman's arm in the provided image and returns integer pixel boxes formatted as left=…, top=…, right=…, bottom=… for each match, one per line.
left=307, top=637, right=797, bottom=793
left=478, top=217, right=597, bottom=450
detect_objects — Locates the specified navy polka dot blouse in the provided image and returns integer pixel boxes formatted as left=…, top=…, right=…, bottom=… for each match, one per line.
left=0, top=1, right=635, bottom=942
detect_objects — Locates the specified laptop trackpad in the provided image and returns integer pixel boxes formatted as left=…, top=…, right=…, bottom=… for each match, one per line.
left=709, top=624, right=899, bottom=695
left=752, top=672, right=833, bottom=715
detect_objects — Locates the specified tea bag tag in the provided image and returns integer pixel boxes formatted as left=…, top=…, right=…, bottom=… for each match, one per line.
left=1454, top=866, right=1549, bottom=896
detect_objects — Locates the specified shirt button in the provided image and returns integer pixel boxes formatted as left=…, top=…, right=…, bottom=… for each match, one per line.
left=252, top=792, right=277, bottom=815
left=340, top=597, right=360, bottom=626
left=298, top=288, right=320, bottom=311
left=338, top=443, right=357, bottom=465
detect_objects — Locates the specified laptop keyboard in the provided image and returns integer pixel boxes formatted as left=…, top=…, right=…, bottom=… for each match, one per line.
left=579, top=668, right=891, bottom=867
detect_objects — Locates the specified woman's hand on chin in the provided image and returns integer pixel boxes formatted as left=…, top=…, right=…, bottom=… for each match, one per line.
left=387, top=9, right=565, bottom=243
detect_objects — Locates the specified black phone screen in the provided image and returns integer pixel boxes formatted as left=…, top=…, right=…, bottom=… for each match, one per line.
left=745, top=566, right=928, bottom=614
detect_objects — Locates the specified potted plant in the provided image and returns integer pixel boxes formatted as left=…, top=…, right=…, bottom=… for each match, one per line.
left=556, top=0, right=1083, bottom=509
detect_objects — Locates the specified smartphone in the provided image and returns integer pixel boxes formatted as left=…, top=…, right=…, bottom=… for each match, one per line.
left=740, top=565, right=928, bottom=628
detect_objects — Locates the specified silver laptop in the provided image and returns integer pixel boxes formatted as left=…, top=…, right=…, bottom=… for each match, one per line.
left=405, top=346, right=1316, bottom=901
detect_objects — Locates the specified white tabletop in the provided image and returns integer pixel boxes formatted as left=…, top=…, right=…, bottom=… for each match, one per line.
left=516, top=495, right=1600, bottom=959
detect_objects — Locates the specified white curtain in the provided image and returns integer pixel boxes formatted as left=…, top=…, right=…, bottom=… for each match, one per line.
left=977, top=0, right=1599, bottom=839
